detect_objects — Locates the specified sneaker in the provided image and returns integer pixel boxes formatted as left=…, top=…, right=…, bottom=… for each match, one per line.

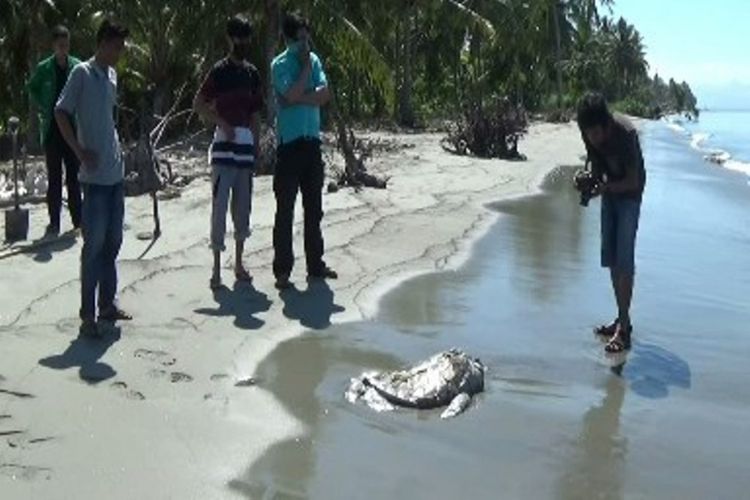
left=308, top=266, right=338, bottom=280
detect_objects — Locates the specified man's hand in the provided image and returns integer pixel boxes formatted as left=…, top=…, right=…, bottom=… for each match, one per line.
left=78, top=148, right=98, bottom=169
left=219, top=120, right=236, bottom=142
left=297, top=39, right=312, bottom=68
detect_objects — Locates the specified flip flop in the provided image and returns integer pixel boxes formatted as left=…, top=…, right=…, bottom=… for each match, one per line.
left=605, top=329, right=632, bottom=353
left=595, top=320, right=633, bottom=338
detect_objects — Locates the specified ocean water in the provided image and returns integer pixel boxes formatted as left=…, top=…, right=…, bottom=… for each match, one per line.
left=667, top=110, right=750, bottom=182
left=236, top=120, right=750, bottom=500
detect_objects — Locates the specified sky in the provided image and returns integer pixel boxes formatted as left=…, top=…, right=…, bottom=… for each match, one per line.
left=610, top=0, right=750, bottom=109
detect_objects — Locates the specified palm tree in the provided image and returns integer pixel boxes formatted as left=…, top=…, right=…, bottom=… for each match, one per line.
left=607, top=17, right=648, bottom=98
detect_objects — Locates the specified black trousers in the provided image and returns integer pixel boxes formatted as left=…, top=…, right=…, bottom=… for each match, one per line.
left=272, top=139, right=326, bottom=277
left=45, top=131, right=81, bottom=229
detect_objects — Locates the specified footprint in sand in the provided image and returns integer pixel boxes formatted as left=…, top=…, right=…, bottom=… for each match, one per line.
left=0, top=388, right=35, bottom=399
left=0, top=463, right=52, bottom=481
left=170, top=372, right=193, bottom=383
left=134, top=348, right=177, bottom=367
left=148, top=369, right=193, bottom=384
left=110, top=381, right=146, bottom=401
left=6, top=434, right=55, bottom=450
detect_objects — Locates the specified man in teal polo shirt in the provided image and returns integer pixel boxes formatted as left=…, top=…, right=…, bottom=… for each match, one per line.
left=27, top=25, right=82, bottom=235
left=271, top=12, right=337, bottom=289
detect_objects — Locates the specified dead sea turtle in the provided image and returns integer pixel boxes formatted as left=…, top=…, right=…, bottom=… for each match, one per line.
left=345, top=349, right=485, bottom=419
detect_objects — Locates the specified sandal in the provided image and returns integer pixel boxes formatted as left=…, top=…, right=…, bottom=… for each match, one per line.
left=595, top=320, right=633, bottom=338
left=605, top=329, right=632, bottom=353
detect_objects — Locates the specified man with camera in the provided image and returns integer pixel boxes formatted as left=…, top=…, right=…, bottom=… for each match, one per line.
left=576, top=93, right=646, bottom=353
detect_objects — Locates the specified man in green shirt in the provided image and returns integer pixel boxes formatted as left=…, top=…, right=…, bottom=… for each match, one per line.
left=27, top=25, right=83, bottom=235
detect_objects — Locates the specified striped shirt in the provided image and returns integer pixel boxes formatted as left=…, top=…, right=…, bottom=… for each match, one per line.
left=198, top=58, right=262, bottom=169
left=209, top=126, right=255, bottom=168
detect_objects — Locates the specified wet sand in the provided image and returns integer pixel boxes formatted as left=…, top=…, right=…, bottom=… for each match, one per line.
left=238, top=122, right=750, bottom=499
left=0, top=124, right=584, bottom=498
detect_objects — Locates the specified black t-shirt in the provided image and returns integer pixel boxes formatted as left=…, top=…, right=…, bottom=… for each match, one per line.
left=198, top=58, right=263, bottom=128
left=49, top=61, right=69, bottom=141
left=584, top=114, right=646, bottom=199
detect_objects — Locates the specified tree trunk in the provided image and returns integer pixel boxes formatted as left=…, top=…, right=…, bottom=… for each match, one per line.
left=552, top=1, right=564, bottom=110
left=264, top=0, right=280, bottom=127
left=397, top=2, right=416, bottom=127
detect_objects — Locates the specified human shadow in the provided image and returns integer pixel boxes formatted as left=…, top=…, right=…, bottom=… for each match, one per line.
left=30, top=231, right=78, bottom=263
left=558, top=371, right=628, bottom=500
left=136, top=232, right=161, bottom=260
left=194, top=282, right=272, bottom=330
left=279, top=280, right=345, bottom=330
left=619, top=342, right=692, bottom=399
left=38, top=327, right=121, bottom=384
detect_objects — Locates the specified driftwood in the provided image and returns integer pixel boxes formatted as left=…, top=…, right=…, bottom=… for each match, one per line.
left=124, top=134, right=164, bottom=240
left=331, top=116, right=388, bottom=192
left=122, top=87, right=190, bottom=240
left=255, top=126, right=277, bottom=176
left=442, top=96, right=528, bottom=160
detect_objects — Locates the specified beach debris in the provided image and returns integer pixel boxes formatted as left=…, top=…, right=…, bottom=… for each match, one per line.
left=345, top=349, right=485, bottom=419
left=330, top=106, right=389, bottom=191
left=705, top=151, right=728, bottom=165
left=234, top=377, right=259, bottom=388
left=442, top=95, right=528, bottom=160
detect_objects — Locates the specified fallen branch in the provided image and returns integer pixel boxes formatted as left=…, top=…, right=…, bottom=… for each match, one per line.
left=332, top=113, right=388, bottom=191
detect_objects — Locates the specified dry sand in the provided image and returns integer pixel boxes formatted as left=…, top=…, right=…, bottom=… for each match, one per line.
left=0, top=122, right=583, bottom=499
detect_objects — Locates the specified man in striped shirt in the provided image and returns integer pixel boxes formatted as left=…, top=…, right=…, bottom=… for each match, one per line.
left=194, top=15, right=262, bottom=290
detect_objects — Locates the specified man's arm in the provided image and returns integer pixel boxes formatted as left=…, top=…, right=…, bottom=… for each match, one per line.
left=273, top=48, right=314, bottom=106
left=296, top=54, right=331, bottom=107
left=54, top=66, right=96, bottom=168
left=296, top=86, right=331, bottom=107
left=583, top=138, right=604, bottom=180
left=26, top=64, right=44, bottom=109
left=193, top=72, right=234, bottom=140
left=250, top=111, right=261, bottom=162
left=54, top=110, right=91, bottom=164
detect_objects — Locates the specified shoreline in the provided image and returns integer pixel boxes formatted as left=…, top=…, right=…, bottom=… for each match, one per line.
left=0, top=122, right=584, bottom=498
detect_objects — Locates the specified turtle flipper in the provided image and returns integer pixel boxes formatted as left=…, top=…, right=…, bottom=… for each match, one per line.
left=440, top=393, right=472, bottom=419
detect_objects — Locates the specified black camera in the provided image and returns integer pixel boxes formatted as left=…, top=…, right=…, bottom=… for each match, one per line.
left=574, top=169, right=600, bottom=207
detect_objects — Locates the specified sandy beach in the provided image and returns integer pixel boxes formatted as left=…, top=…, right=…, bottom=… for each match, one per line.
left=0, top=122, right=584, bottom=498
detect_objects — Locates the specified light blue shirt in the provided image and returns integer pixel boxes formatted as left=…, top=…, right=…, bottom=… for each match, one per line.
left=56, top=59, right=123, bottom=185
left=272, top=49, right=328, bottom=144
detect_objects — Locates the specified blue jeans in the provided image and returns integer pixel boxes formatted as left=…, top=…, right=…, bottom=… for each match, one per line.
left=601, top=194, right=641, bottom=275
left=80, top=182, right=124, bottom=321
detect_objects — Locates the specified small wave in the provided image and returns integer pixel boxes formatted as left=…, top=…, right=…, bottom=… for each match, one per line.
left=690, top=132, right=711, bottom=150
left=723, top=158, right=750, bottom=177
left=702, top=149, right=750, bottom=182
left=663, top=117, right=689, bottom=135
left=664, top=122, right=750, bottom=183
